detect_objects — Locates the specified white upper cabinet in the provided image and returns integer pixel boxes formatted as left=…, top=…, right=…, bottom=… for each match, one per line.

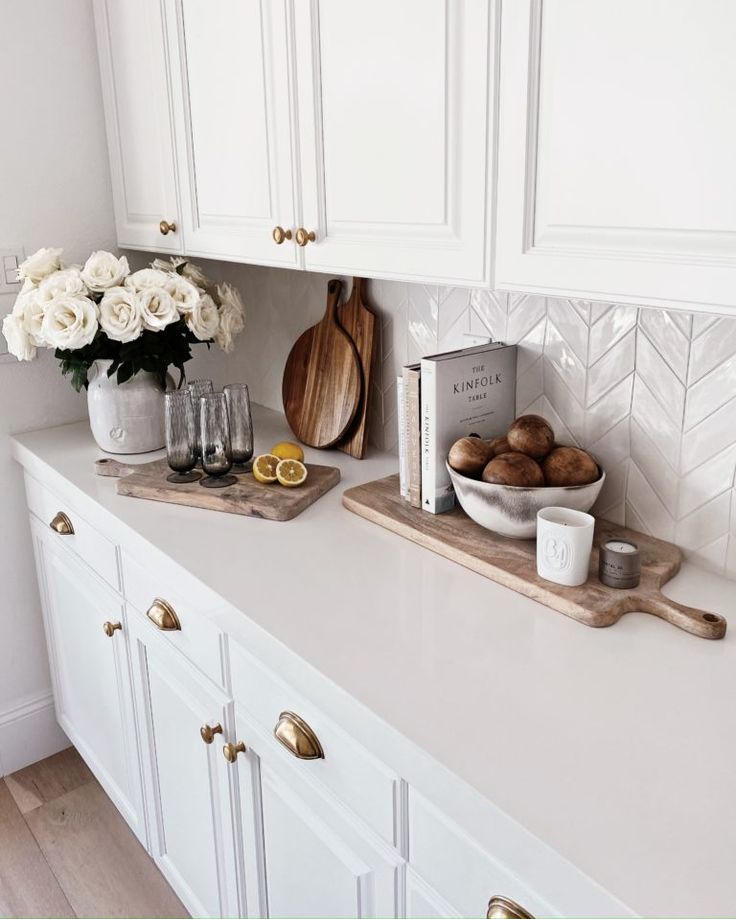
left=93, top=0, right=182, bottom=252
left=495, top=0, right=736, bottom=313
left=165, top=0, right=299, bottom=266
left=293, top=0, right=496, bottom=284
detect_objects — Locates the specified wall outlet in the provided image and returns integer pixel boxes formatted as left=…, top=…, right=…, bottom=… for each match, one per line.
left=463, top=332, right=492, bottom=347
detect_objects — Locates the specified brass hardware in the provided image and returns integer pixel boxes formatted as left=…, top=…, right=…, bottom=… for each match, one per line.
left=222, top=741, right=247, bottom=763
left=272, top=225, right=293, bottom=245
left=200, top=723, right=223, bottom=745
left=103, top=621, right=122, bottom=638
left=49, top=512, right=74, bottom=535
left=273, top=711, right=324, bottom=760
left=295, top=227, right=316, bottom=247
left=487, top=896, right=536, bottom=919
left=146, top=598, right=181, bottom=632
left=159, top=219, right=177, bottom=235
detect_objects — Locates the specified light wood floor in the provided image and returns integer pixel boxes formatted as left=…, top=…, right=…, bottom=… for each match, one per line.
left=0, top=747, right=187, bottom=918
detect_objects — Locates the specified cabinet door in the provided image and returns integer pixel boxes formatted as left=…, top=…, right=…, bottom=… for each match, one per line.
left=231, top=711, right=402, bottom=919
left=93, top=0, right=182, bottom=252
left=129, top=610, right=239, bottom=918
left=166, top=0, right=298, bottom=267
left=293, top=0, right=495, bottom=285
left=30, top=519, right=144, bottom=841
left=495, top=0, right=736, bottom=313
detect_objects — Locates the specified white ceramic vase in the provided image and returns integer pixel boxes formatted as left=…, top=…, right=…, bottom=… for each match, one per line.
left=87, top=359, right=171, bottom=454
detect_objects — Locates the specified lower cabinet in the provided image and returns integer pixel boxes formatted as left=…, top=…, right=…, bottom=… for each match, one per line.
left=228, top=708, right=403, bottom=919
left=127, top=605, right=240, bottom=918
left=30, top=518, right=144, bottom=841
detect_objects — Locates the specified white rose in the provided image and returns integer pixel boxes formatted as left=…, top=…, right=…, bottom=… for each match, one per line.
left=181, top=261, right=212, bottom=291
left=37, top=267, right=88, bottom=302
left=2, top=313, right=37, bottom=361
left=99, top=287, right=143, bottom=343
left=80, top=251, right=129, bottom=292
left=164, top=273, right=201, bottom=314
left=17, top=247, right=63, bottom=284
left=150, top=257, right=181, bottom=273
left=125, top=268, right=169, bottom=292
left=41, top=294, right=98, bottom=350
left=12, top=287, right=46, bottom=346
left=214, top=283, right=245, bottom=353
left=136, top=286, right=179, bottom=331
left=185, top=293, right=220, bottom=341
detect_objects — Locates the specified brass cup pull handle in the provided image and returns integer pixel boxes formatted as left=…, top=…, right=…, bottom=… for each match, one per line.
left=273, top=711, right=324, bottom=760
left=103, top=621, right=122, bottom=638
left=159, top=219, right=177, bottom=236
left=295, top=227, right=316, bottom=247
left=222, top=741, right=247, bottom=764
left=272, top=225, right=293, bottom=245
left=487, top=896, right=536, bottom=919
left=50, top=512, right=74, bottom=535
left=200, top=723, right=223, bottom=745
left=146, top=598, right=181, bottom=632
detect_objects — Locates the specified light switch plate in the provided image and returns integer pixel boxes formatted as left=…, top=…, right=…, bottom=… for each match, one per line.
left=0, top=247, right=23, bottom=293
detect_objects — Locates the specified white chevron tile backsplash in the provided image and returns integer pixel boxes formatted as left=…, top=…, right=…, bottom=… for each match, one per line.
left=213, top=261, right=736, bottom=581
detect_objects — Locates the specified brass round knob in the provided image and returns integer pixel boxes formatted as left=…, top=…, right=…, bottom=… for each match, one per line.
left=272, top=225, right=293, bottom=245
left=487, top=896, right=535, bottom=919
left=295, top=227, right=316, bottom=247
left=159, top=219, right=177, bottom=236
left=103, top=621, right=122, bottom=638
left=222, top=741, right=247, bottom=764
left=200, top=723, right=223, bottom=745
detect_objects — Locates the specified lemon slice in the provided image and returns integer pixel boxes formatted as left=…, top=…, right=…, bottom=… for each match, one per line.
left=252, top=454, right=280, bottom=483
left=271, top=441, right=304, bottom=463
left=276, top=458, right=308, bottom=488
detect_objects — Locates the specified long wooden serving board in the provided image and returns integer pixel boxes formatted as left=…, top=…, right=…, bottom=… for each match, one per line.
left=343, top=474, right=727, bottom=640
left=96, top=458, right=340, bottom=521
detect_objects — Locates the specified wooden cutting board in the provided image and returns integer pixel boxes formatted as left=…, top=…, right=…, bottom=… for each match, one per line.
left=336, top=278, right=378, bottom=459
left=343, top=474, right=727, bottom=640
left=282, top=279, right=362, bottom=449
left=96, top=458, right=340, bottom=521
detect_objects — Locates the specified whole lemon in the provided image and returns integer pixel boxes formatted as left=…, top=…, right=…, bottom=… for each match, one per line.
left=271, top=441, right=304, bottom=463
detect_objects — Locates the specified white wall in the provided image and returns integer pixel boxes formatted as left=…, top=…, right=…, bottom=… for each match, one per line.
left=0, top=0, right=119, bottom=772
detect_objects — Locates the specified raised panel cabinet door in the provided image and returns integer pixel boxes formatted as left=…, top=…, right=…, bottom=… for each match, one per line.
left=231, top=713, right=402, bottom=918
left=129, top=613, right=239, bottom=918
left=495, top=0, right=736, bottom=313
left=293, top=0, right=496, bottom=285
left=29, top=519, right=144, bottom=842
left=93, top=0, right=182, bottom=252
left=166, top=0, right=299, bottom=266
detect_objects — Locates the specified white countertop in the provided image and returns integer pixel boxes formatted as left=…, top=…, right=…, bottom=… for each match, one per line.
left=12, top=406, right=736, bottom=918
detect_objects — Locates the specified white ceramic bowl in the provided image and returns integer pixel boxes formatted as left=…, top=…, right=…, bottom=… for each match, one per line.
left=446, top=461, right=606, bottom=539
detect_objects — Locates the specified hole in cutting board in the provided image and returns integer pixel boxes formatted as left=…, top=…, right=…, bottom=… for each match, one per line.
left=702, top=613, right=721, bottom=623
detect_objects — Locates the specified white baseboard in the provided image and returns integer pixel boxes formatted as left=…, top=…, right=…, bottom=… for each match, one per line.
left=0, top=691, right=69, bottom=776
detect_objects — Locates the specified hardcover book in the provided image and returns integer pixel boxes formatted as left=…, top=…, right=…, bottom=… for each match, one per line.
left=420, top=343, right=517, bottom=514
left=403, top=363, right=422, bottom=507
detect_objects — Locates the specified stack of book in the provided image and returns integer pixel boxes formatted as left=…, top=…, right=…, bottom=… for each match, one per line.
left=397, top=342, right=517, bottom=513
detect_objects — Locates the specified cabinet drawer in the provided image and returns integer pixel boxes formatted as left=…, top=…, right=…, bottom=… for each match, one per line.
left=230, top=641, right=399, bottom=848
left=409, top=790, right=552, bottom=919
left=121, top=549, right=226, bottom=690
left=24, top=473, right=120, bottom=591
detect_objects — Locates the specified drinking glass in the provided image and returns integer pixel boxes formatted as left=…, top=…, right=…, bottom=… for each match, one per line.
left=164, top=391, right=200, bottom=483
left=224, top=383, right=254, bottom=472
left=199, top=392, right=237, bottom=488
left=187, top=379, right=213, bottom=463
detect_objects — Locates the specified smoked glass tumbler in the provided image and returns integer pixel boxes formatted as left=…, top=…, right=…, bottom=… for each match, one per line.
left=199, top=392, right=237, bottom=488
left=164, top=390, right=200, bottom=483
left=224, top=383, right=254, bottom=472
left=187, top=378, right=214, bottom=462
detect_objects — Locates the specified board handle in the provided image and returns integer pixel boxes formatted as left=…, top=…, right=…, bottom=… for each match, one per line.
left=324, top=279, right=343, bottom=322
left=634, top=596, right=727, bottom=640
left=95, top=458, right=138, bottom=478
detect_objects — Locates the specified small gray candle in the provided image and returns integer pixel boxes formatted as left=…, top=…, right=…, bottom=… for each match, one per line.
left=598, top=538, right=641, bottom=589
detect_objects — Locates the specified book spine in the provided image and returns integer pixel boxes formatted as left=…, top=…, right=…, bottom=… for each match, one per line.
left=420, top=359, right=437, bottom=513
left=405, top=368, right=421, bottom=508
left=396, top=376, right=408, bottom=499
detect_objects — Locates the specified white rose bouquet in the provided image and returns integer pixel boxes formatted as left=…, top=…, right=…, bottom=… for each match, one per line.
left=2, top=249, right=245, bottom=391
